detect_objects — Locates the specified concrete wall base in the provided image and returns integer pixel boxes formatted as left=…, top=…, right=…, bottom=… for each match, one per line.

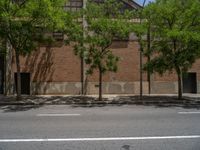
left=86, top=82, right=149, bottom=94
left=6, top=81, right=200, bottom=95
left=31, top=81, right=149, bottom=95
left=31, top=82, right=82, bottom=95
left=151, top=81, right=178, bottom=94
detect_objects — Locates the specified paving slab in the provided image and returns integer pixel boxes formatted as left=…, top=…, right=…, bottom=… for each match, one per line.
left=0, top=94, right=200, bottom=108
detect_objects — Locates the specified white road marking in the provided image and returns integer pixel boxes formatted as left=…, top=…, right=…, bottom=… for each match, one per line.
left=0, top=135, right=200, bottom=143
left=37, top=114, right=81, bottom=117
left=178, top=112, right=200, bottom=114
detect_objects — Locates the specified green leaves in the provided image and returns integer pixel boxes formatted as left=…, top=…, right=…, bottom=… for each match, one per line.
left=68, top=0, right=134, bottom=75
left=143, top=0, right=200, bottom=75
left=106, top=52, right=119, bottom=72
left=0, top=0, right=68, bottom=55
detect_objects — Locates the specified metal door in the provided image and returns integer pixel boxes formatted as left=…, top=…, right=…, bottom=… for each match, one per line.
left=0, top=56, right=4, bottom=94
left=183, top=72, right=197, bottom=93
left=15, top=73, right=30, bottom=95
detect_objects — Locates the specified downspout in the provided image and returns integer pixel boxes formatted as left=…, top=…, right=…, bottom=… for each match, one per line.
left=82, top=0, right=87, bottom=95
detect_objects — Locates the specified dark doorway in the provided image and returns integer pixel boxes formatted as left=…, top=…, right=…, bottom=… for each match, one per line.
left=15, top=73, right=30, bottom=95
left=0, top=55, right=4, bottom=94
left=183, top=72, right=197, bottom=93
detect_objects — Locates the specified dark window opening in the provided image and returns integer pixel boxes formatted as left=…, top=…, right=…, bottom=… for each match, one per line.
left=12, top=0, right=25, bottom=5
left=64, top=0, right=83, bottom=11
left=53, top=32, right=64, bottom=41
left=110, top=41, right=128, bottom=48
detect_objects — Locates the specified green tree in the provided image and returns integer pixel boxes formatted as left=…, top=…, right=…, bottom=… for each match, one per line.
left=130, top=0, right=147, bottom=99
left=64, top=9, right=86, bottom=95
left=0, top=0, right=68, bottom=99
left=69, top=0, right=134, bottom=100
left=130, top=23, right=146, bottom=99
left=144, top=0, right=200, bottom=99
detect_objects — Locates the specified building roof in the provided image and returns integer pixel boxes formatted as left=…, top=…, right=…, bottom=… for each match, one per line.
left=91, top=0, right=142, bottom=9
left=121, top=0, right=142, bottom=9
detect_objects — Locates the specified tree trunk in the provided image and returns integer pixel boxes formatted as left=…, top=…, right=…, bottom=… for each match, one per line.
left=98, top=66, right=102, bottom=101
left=147, top=24, right=151, bottom=95
left=15, top=51, right=21, bottom=100
left=139, top=49, right=143, bottom=100
left=84, top=75, right=88, bottom=95
left=147, top=56, right=151, bottom=95
left=81, top=56, right=84, bottom=95
left=176, top=67, right=183, bottom=100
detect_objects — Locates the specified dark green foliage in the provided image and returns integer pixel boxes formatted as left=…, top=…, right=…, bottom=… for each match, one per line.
left=143, top=0, right=200, bottom=99
left=0, top=0, right=68, bottom=54
left=67, top=0, right=134, bottom=99
left=0, top=0, right=70, bottom=99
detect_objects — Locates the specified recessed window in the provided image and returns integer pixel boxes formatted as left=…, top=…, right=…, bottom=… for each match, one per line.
left=64, top=0, right=83, bottom=11
left=53, top=32, right=64, bottom=41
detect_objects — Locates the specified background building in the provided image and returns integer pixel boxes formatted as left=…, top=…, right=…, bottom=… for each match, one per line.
left=1, top=0, right=199, bottom=95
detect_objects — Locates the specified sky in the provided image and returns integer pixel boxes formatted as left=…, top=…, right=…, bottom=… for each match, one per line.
left=135, top=0, right=155, bottom=6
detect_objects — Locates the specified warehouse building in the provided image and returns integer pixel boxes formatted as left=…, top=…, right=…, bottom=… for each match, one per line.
left=0, top=0, right=199, bottom=95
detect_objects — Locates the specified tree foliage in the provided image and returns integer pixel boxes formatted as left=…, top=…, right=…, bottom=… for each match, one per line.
left=0, top=0, right=68, bottom=53
left=143, top=0, right=200, bottom=99
left=0, top=0, right=69, bottom=99
left=67, top=0, right=134, bottom=100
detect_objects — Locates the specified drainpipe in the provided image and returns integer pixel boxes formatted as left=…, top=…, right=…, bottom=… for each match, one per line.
left=81, top=0, right=87, bottom=95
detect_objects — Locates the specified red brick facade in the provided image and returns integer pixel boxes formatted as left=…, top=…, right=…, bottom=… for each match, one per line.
left=5, top=40, right=199, bottom=95
left=2, top=0, right=199, bottom=95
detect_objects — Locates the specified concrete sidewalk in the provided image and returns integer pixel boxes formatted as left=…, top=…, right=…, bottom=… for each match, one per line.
left=0, top=94, right=199, bottom=106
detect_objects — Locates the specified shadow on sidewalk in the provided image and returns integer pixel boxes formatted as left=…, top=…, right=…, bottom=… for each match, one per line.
left=0, top=96, right=200, bottom=112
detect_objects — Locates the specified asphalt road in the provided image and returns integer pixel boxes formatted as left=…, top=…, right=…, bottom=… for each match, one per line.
left=0, top=105, right=200, bottom=150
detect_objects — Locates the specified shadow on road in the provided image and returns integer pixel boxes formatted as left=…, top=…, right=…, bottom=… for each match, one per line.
left=0, top=105, right=43, bottom=112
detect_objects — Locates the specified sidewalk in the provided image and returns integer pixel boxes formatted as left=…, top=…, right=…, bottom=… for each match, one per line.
left=0, top=94, right=199, bottom=106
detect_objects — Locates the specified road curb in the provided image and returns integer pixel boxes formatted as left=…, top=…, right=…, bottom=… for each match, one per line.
left=0, top=95, right=200, bottom=107
left=0, top=100, right=200, bottom=107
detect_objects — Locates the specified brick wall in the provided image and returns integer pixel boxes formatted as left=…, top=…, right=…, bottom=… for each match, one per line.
left=87, top=41, right=147, bottom=82
left=12, top=45, right=81, bottom=82
left=9, top=40, right=200, bottom=95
